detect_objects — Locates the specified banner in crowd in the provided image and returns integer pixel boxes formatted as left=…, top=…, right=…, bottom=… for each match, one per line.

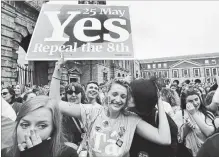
left=26, top=4, right=134, bottom=60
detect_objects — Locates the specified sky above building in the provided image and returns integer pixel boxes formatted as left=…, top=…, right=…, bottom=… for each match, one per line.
left=49, top=1, right=219, bottom=59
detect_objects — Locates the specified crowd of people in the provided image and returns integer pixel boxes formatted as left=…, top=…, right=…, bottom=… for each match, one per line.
left=1, top=59, right=219, bottom=157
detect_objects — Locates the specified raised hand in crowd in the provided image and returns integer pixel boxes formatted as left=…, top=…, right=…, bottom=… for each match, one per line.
left=50, top=57, right=171, bottom=157
left=207, top=76, right=219, bottom=115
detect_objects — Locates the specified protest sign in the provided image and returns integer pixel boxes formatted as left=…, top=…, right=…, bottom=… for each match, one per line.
left=26, top=4, right=134, bottom=60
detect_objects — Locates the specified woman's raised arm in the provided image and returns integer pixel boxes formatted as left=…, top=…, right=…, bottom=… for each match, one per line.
left=136, top=98, right=171, bottom=145
left=49, top=56, right=81, bottom=119
left=208, top=76, right=219, bottom=112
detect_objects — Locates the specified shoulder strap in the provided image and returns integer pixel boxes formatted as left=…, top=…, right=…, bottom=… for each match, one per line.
left=206, top=110, right=215, bottom=121
left=72, top=117, right=83, bottom=134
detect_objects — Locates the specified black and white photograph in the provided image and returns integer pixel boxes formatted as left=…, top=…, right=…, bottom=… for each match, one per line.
left=1, top=1, right=219, bottom=157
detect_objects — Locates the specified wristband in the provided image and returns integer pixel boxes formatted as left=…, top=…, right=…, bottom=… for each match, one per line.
left=53, top=76, right=61, bottom=80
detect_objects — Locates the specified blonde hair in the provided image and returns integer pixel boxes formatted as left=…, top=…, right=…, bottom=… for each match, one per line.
left=5, top=95, right=67, bottom=157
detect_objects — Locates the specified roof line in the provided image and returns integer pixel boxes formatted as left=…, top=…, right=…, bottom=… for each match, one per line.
left=140, top=52, right=219, bottom=63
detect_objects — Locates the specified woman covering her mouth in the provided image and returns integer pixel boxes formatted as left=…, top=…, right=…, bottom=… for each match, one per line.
left=1, top=95, right=77, bottom=157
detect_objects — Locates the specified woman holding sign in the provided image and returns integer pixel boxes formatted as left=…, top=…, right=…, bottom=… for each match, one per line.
left=49, top=55, right=171, bottom=157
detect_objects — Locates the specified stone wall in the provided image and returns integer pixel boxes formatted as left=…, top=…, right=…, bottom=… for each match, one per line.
left=1, top=1, right=39, bottom=87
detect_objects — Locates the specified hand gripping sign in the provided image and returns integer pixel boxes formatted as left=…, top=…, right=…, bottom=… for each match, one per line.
left=26, top=4, right=134, bottom=60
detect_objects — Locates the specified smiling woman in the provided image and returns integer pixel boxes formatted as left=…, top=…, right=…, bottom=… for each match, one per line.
left=1, top=95, right=78, bottom=157
left=49, top=58, right=171, bottom=157
left=173, top=88, right=215, bottom=157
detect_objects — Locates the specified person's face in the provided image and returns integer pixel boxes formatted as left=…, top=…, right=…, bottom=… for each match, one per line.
left=171, top=86, right=176, bottom=91
left=14, top=85, right=21, bottom=95
left=173, top=82, right=178, bottom=87
left=17, top=108, right=53, bottom=144
left=66, top=86, right=82, bottom=104
left=107, top=83, right=127, bottom=112
left=102, top=86, right=107, bottom=93
left=186, top=94, right=201, bottom=110
left=60, top=92, right=65, bottom=99
left=26, top=93, right=37, bottom=102
left=1, top=89, right=12, bottom=103
left=206, top=87, right=210, bottom=93
left=44, top=86, right=50, bottom=93
left=182, top=83, right=188, bottom=90
left=86, top=83, right=99, bottom=100
left=25, top=87, right=31, bottom=93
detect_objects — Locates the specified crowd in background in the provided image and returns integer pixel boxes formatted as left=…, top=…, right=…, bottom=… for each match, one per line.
left=1, top=68, right=219, bottom=157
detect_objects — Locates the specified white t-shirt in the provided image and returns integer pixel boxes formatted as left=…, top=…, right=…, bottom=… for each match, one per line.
left=1, top=97, right=16, bottom=121
left=80, top=104, right=141, bottom=157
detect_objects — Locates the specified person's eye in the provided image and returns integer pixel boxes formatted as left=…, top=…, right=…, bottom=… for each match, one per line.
left=112, top=92, right=118, bottom=97
left=20, top=123, right=29, bottom=129
left=38, top=124, right=48, bottom=130
left=121, top=95, right=127, bottom=99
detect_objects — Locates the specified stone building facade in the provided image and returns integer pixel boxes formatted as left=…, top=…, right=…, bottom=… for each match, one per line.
left=140, top=53, right=219, bottom=84
left=1, top=0, right=44, bottom=87
left=1, top=0, right=136, bottom=87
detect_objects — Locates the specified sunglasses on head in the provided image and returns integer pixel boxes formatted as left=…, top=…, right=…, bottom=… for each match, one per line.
left=66, top=90, right=81, bottom=95
left=1, top=92, right=8, bottom=95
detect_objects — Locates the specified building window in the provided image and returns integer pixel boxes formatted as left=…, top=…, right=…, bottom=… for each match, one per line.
left=182, top=69, right=189, bottom=77
left=205, top=60, right=209, bottom=64
left=103, top=72, right=108, bottom=82
left=173, top=70, right=179, bottom=78
left=143, top=72, right=146, bottom=78
left=212, top=68, right=217, bottom=76
left=158, top=64, right=162, bottom=68
left=118, top=73, right=121, bottom=77
left=193, top=68, right=200, bottom=77
left=147, top=64, right=151, bottom=69
left=163, top=63, right=167, bottom=68
left=205, top=68, right=211, bottom=77
left=119, top=61, right=122, bottom=68
left=212, top=59, right=216, bottom=64
left=163, top=71, right=168, bottom=78
left=154, top=72, right=157, bottom=76
left=122, top=74, right=125, bottom=77
left=158, top=71, right=162, bottom=77
left=152, top=64, right=156, bottom=68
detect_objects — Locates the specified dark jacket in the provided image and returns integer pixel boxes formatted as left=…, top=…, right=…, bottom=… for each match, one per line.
left=130, top=108, right=178, bottom=157
left=1, top=139, right=78, bottom=157
left=196, top=132, right=219, bottom=157
left=62, top=115, right=83, bottom=145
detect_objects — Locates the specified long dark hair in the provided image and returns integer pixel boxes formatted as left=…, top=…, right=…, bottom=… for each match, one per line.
left=2, top=87, right=16, bottom=104
left=181, top=88, right=214, bottom=121
left=63, top=82, right=87, bottom=104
